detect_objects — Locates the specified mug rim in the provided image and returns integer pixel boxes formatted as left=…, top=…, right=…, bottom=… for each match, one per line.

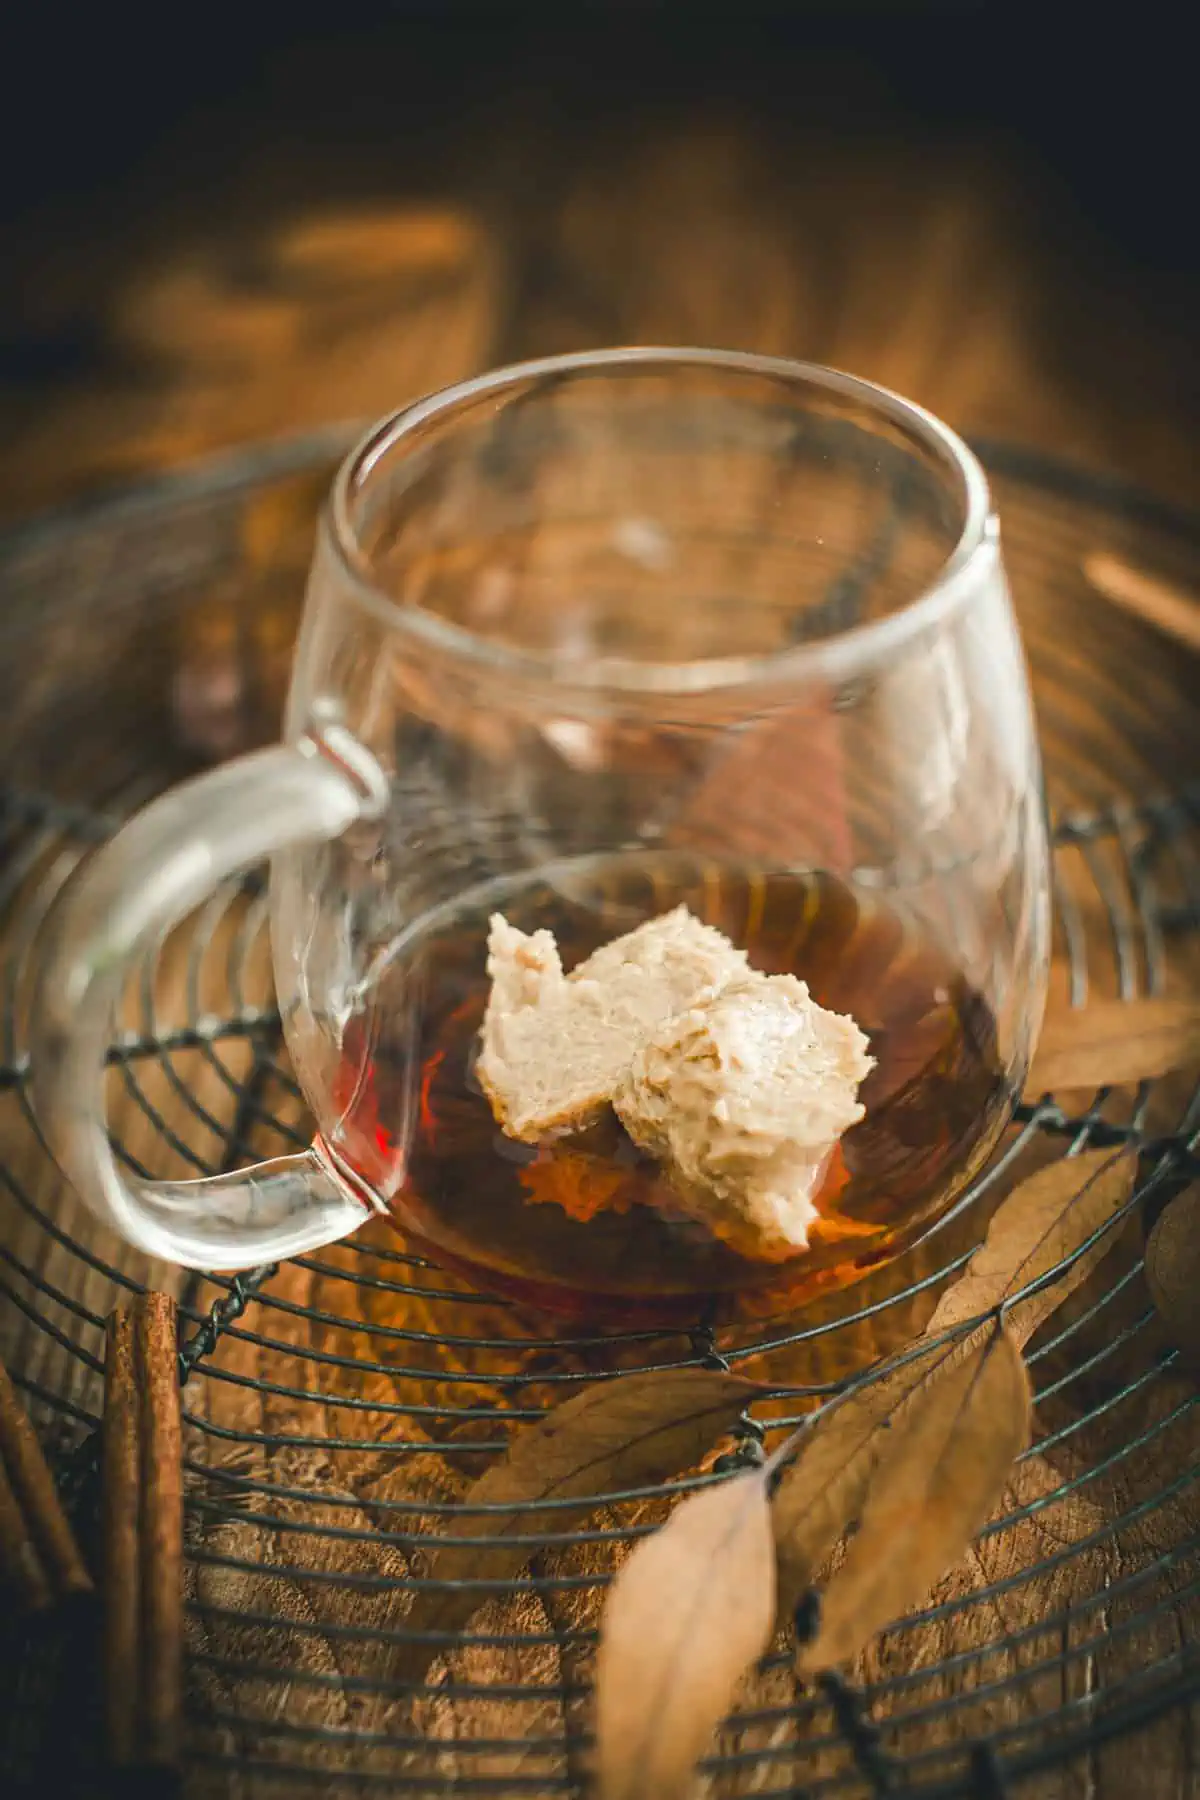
left=328, top=345, right=996, bottom=696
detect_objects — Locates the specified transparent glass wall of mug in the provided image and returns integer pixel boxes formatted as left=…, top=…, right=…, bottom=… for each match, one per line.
left=273, top=359, right=1050, bottom=1317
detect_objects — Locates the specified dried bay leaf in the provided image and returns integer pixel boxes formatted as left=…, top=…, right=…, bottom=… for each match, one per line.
left=769, top=1150, right=1134, bottom=1633
left=923, top=1148, right=1137, bottom=1349
left=770, top=1333, right=974, bottom=1622
left=796, top=1324, right=1032, bottom=1673
left=380, top=1366, right=765, bottom=1683
left=595, top=1468, right=776, bottom=1800
left=1145, top=1183, right=1200, bottom=1367
left=1028, top=996, right=1200, bottom=1094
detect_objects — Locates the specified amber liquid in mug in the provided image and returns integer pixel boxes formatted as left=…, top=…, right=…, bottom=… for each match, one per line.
left=328, top=857, right=1010, bottom=1326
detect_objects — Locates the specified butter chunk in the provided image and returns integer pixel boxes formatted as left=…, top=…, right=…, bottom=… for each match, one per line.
left=477, top=906, right=750, bottom=1142
left=613, top=972, right=874, bottom=1260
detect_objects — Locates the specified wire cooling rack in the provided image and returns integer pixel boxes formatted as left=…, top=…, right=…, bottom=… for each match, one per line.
left=0, top=432, right=1198, bottom=1798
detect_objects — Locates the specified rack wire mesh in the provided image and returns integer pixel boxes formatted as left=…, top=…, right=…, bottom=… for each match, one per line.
left=0, top=431, right=1198, bottom=1798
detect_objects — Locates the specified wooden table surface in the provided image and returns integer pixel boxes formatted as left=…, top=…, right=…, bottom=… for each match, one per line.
left=0, top=14, right=1197, bottom=1799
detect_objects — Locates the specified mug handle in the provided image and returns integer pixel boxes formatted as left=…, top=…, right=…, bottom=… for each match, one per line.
left=30, top=725, right=389, bottom=1271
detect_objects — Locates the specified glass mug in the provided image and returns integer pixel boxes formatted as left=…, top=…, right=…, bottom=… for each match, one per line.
left=31, top=349, right=1050, bottom=1325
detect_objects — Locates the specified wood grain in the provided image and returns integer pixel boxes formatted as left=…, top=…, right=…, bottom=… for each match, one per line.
left=0, top=56, right=1197, bottom=1800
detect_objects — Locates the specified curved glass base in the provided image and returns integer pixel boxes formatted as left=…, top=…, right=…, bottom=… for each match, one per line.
left=105, top=1147, right=372, bottom=1270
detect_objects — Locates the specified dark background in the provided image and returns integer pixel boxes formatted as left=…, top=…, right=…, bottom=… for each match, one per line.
left=0, top=5, right=1194, bottom=518
left=4, top=8, right=1190, bottom=252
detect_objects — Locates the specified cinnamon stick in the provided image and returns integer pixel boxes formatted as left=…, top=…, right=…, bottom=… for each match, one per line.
left=0, top=1357, right=92, bottom=1612
left=103, top=1305, right=142, bottom=1768
left=1085, top=552, right=1200, bottom=655
left=0, top=1454, right=53, bottom=1612
left=103, top=1292, right=183, bottom=1780
left=138, top=1293, right=184, bottom=1772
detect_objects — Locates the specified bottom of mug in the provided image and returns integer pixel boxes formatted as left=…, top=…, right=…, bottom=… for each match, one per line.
left=314, top=852, right=1014, bottom=1331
